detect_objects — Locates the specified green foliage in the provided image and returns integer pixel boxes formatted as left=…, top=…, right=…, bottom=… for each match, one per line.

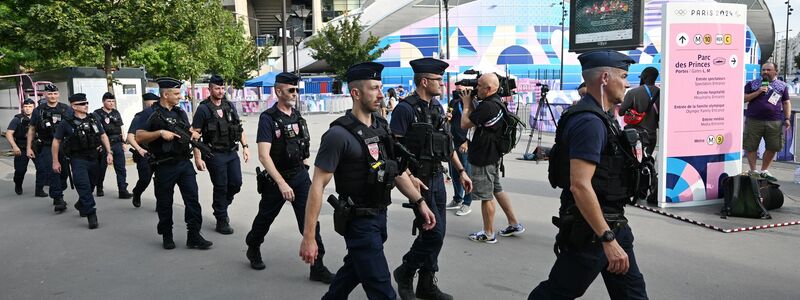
left=305, top=16, right=389, bottom=81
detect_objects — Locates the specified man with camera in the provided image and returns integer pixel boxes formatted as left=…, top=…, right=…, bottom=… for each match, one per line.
left=459, top=73, right=524, bottom=244
left=530, top=50, right=648, bottom=299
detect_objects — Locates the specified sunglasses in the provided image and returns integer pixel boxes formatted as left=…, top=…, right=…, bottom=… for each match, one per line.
left=73, top=102, right=89, bottom=106
left=424, top=77, right=443, bottom=82
left=285, top=88, right=299, bottom=93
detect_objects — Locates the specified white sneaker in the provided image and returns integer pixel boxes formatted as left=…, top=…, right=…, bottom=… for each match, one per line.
left=445, top=199, right=462, bottom=210
left=455, top=204, right=472, bottom=216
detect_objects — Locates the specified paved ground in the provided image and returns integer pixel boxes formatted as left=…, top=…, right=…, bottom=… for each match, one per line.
left=1, top=113, right=798, bottom=300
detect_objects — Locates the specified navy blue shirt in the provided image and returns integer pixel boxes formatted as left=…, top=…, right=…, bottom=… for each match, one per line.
left=256, top=104, right=300, bottom=143
left=7, top=115, right=24, bottom=131
left=54, top=114, right=106, bottom=140
left=128, top=112, right=144, bottom=134
left=562, top=97, right=608, bottom=164
left=389, top=96, right=445, bottom=136
left=315, top=113, right=377, bottom=173
left=448, top=99, right=468, bottom=146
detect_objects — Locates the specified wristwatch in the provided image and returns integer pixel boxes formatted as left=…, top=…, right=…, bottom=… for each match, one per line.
left=413, top=197, right=425, bottom=205
left=456, top=168, right=465, bottom=174
left=242, top=144, right=249, bottom=148
left=598, top=230, right=615, bottom=243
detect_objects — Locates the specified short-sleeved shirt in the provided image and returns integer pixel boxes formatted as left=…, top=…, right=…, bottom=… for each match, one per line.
left=54, top=114, right=106, bottom=141
left=7, top=115, right=23, bottom=132
left=128, top=112, right=144, bottom=134
left=467, top=95, right=505, bottom=166
left=30, top=103, right=72, bottom=130
left=619, top=84, right=659, bottom=137
left=191, top=98, right=241, bottom=131
left=744, top=78, right=790, bottom=121
left=315, top=112, right=376, bottom=173
left=256, top=104, right=300, bottom=144
left=131, top=102, right=190, bottom=132
left=561, top=97, right=608, bottom=164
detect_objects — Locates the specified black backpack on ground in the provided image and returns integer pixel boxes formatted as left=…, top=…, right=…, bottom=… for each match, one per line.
left=721, top=175, right=771, bottom=219
left=758, top=180, right=784, bottom=210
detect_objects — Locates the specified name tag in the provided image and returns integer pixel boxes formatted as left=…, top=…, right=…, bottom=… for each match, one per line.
left=768, top=91, right=781, bottom=106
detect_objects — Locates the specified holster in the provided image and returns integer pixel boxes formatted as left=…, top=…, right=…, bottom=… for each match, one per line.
left=551, top=212, right=628, bottom=256
left=255, top=167, right=274, bottom=194
left=328, top=195, right=355, bottom=236
left=32, top=139, right=43, bottom=154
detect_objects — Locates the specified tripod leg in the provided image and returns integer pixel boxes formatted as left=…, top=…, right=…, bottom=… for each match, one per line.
left=524, top=100, right=546, bottom=156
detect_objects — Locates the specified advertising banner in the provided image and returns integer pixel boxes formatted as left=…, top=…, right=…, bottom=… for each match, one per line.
left=659, top=3, right=747, bottom=207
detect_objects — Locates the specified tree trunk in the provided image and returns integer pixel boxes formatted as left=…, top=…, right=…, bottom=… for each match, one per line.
left=189, top=77, right=197, bottom=116
left=104, top=45, right=114, bottom=93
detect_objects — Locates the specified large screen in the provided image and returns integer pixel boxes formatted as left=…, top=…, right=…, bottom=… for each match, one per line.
left=569, top=0, right=644, bottom=53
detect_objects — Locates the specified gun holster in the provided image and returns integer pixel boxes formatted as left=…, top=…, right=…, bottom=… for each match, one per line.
left=328, top=195, right=354, bottom=236
left=551, top=212, right=628, bottom=256
left=255, top=167, right=276, bottom=194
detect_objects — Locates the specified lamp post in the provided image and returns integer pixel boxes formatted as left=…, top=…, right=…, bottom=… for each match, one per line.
left=279, top=0, right=288, bottom=72
left=784, top=1, right=794, bottom=81
left=559, top=1, right=567, bottom=90
left=444, top=0, right=451, bottom=102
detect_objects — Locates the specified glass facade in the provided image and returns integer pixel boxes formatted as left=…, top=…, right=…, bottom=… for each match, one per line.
left=322, top=0, right=363, bottom=22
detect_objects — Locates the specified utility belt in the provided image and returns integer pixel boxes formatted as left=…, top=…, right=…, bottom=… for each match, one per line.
left=211, top=144, right=239, bottom=153
left=149, top=154, right=191, bottom=168
left=129, top=148, right=152, bottom=164
left=551, top=209, right=627, bottom=256
left=108, top=135, right=123, bottom=144
left=327, top=194, right=386, bottom=236
left=255, top=165, right=307, bottom=193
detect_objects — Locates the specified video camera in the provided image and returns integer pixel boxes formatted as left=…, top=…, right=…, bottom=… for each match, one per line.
left=455, top=70, right=516, bottom=98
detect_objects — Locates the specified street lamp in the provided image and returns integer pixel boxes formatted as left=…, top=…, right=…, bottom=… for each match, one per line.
left=277, top=0, right=289, bottom=72
left=784, top=1, right=794, bottom=81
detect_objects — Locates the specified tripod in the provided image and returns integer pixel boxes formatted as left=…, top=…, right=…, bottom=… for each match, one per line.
left=522, top=87, right=557, bottom=161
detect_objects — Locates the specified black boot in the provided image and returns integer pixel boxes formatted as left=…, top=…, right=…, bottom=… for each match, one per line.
left=393, top=263, right=417, bottom=300
left=215, top=217, right=234, bottom=235
left=310, top=265, right=335, bottom=284
left=96, top=186, right=104, bottom=197
left=162, top=233, right=176, bottom=250
left=53, top=198, right=67, bottom=213
left=35, top=188, right=47, bottom=197
left=87, top=213, right=98, bottom=229
left=186, top=231, right=213, bottom=250
left=119, top=190, right=132, bottom=199
left=415, top=271, right=453, bottom=300
left=14, top=179, right=22, bottom=195
left=74, top=201, right=86, bottom=217
left=246, top=245, right=266, bottom=270
left=132, top=192, right=141, bottom=208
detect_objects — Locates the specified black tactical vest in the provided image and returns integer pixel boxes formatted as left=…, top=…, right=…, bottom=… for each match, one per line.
left=264, top=105, right=310, bottom=171
left=548, top=99, right=633, bottom=213
left=64, top=114, right=102, bottom=158
left=94, top=108, right=123, bottom=141
left=12, top=114, right=31, bottom=144
left=331, top=112, right=400, bottom=208
left=199, top=98, right=243, bottom=152
left=146, top=104, right=192, bottom=159
left=35, top=103, right=69, bottom=143
left=398, top=95, right=454, bottom=178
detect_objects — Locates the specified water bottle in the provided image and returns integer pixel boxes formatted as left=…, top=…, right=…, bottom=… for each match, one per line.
left=793, top=166, right=800, bottom=184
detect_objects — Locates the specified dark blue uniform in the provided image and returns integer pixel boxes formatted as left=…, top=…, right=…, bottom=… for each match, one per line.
left=316, top=113, right=396, bottom=299
left=30, top=103, right=73, bottom=203
left=54, top=114, right=105, bottom=217
left=191, top=100, right=243, bottom=224
left=131, top=102, right=203, bottom=235
left=94, top=108, right=128, bottom=195
left=246, top=105, right=328, bottom=275
left=447, top=98, right=472, bottom=206
left=390, top=98, right=447, bottom=273
left=8, top=114, right=33, bottom=194
left=129, top=112, right=153, bottom=200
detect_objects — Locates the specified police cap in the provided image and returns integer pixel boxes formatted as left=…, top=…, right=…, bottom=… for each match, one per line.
left=102, top=92, right=115, bottom=100
left=44, top=84, right=58, bottom=92
left=23, top=98, right=35, bottom=105
left=68, top=93, right=87, bottom=103
left=156, top=77, right=182, bottom=89
left=345, top=62, right=383, bottom=83
left=142, top=92, right=159, bottom=101
left=275, top=72, right=300, bottom=85
left=577, top=50, right=635, bottom=71
left=410, top=58, right=449, bottom=75
left=209, top=74, right=224, bottom=86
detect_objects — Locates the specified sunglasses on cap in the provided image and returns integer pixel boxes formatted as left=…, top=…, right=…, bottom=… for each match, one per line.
left=73, top=102, right=89, bottom=106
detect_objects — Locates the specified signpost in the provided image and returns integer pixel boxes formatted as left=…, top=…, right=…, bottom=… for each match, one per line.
left=659, top=3, right=747, bottom=207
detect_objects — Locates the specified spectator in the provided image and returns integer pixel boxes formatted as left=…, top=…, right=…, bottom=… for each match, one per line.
left=446, top=83, right=473, bottom=216
left=743, top=62, right=791, bottom=181
left=619, top=66, right=660, bottom=155
left=577, top=82, right=587, bottom=98
left=386, top=88, right=398, bottom=118
left=397, top=85, right=407, bottom=101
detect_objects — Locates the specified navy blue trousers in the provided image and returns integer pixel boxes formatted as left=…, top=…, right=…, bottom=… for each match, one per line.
left=35, top=145, right=68, bottom=200
left=153, top=159, right=202, bottom=234
left=323, top=210, right=396, bottom=300
left=529, top=225, right=648, bottom=300
left=401, top=172, right=447, bottom=272
left=70, top=157, right=100, bottom=216
left=97, top=142, right=127, bottom=191
left=205, top=151, right=242, bottom=220
left=13, top=148, right=31, bottom=186
left=132, top=158, right=153, bottom=196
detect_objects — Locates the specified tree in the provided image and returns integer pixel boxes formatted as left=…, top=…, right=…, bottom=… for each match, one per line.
left=204, top=8, right=270, bottom=88
left=794, top=53, right=800, bottom=73
left=305, top=15, right=388, bottom=91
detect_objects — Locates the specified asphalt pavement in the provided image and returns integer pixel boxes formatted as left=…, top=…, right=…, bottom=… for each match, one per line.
left=0, top=113, right=798, bottom=300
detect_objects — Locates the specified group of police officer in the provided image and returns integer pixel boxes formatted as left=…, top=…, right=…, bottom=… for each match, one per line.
left=5, top=49, right=648, bottom=299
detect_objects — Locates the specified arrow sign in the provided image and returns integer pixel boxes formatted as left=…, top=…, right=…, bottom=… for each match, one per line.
left=679, top=36, right=687, bottom=43
left=676, top=32, right=689, bottom=47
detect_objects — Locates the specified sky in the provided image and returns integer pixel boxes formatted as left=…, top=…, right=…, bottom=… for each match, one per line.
left=766, top=0, right=799, bottom=40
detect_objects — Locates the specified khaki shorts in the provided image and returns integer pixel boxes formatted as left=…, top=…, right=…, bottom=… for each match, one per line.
left=470, top=163, right=503, bottom=201
left=743, top=119, right=784, bottom=152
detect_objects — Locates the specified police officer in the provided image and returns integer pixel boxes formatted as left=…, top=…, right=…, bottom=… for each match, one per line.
left=299, top=62, right=436, bottom=299
left=52, top=93, right=114, bottom=229
left=190, top=75, right=249, bottom=235
left=94, top=92, right=132, bottom=199
left=390, top=58, right=471, bottom=300
left=6, top=98, right=36, bottom=195
left=27, top=84, right=72, bottom=212
left=127, top=92, right=159, bottom=208
left=244, top=72, right=333, bottom=282
left=133, top=77, right=212, bottom=250
left=530, top=51, right=648, bottom=299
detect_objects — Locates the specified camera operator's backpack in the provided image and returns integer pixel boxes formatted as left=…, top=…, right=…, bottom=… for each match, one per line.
left=488, top=99, right=525, bottom=156
left=720, top=175, right=771, bottom=219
